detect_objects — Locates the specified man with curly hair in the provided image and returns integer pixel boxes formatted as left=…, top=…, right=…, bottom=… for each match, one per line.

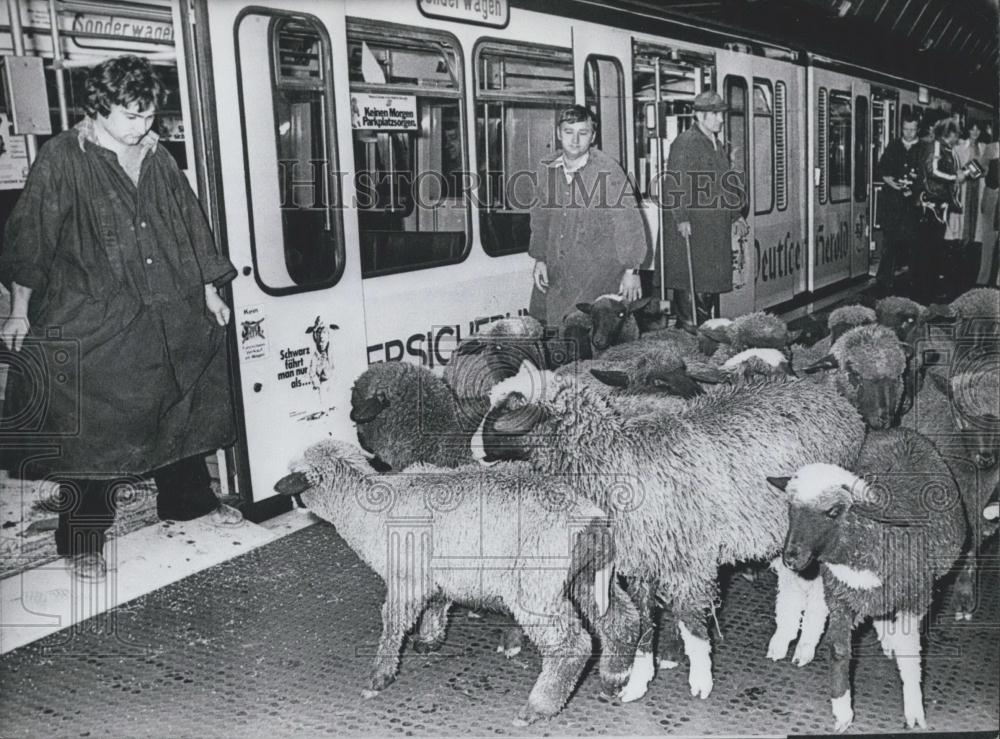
left=0, top=55, right=241, bottom=582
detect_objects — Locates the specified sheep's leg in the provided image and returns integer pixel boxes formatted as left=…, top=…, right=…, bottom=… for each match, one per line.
left=677, top=614, right=713, bottom=699
left=893, top=611, right=926, bottom=729
left=953, top=554, right=975, bottom=621
left=872, top=616, right=894, bottom=658
left=413, top=598, right=451, bottom=653
left=497, top=626, right=525, bottom=659
left=767, top=558, right=806, bottom=661
left=512, top=602, right=591, bottom=727
left=657, top=605, right=684, bottom=670
left=619, top=578, right=657, bottom=703
left=588, top=581, right=640, bottom=695
left=792, top=572, right=828, bottom=666
left=363, top=599, right=423, bottom=697
left=827, top=607, right=854, bottom=733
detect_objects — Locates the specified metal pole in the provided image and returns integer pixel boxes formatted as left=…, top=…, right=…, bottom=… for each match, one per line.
left=6, top=0, right=38, bottom=163
left=48, top=0, right=70, bottom=131
left=684, top=232, right=698, bottom=326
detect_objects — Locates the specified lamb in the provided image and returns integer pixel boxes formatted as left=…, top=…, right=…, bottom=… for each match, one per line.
left=350, top=362, right=480, bottom=469
left=801, top=324, right=912, bottom=429
left=273, top=440, right=640, bottom=726
left=473, top=361, right=866, bottom=701
left=770, top=428, right=966, bottom=732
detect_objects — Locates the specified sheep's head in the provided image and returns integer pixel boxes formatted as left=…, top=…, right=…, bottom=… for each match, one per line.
left=696, top=317, right=733, bottom=356
left=471, top=360, right=561, bottom=464
left=578, top=295, right=651, bottom=351
left=453, top=316, right=546, bottom=383
left=829, top=304, right=877, bottom=344
left=305, top=316, right=340, bottom=352
left=274, top=439, right=372, bottom=515
left=699, top=312, right=798, bottom=358
left=805, top=325, right=910, bottom=430
left=874, top=297, right=925, bottom=345
left=720, top=348, right=794, bottom=381
left=768, top=464, right=866, bottom=572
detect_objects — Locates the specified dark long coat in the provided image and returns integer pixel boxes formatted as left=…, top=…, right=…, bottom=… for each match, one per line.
left=0, top=123, right=236, bottom=478
left=662, top=126, right=745, bottom=293
left=527, top=148, right=649, bottom=325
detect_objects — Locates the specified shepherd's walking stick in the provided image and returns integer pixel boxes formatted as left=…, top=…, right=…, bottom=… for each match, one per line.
left=684, top=232, right=698, bottom=326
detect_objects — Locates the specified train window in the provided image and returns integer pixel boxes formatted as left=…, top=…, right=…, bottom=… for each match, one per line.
left=774, top=80, right=787, bottom=211
left=474, top=40, right=574, bottom=257
left=854, top=95, right=869, bottom=202
left=827, top=90, right=852, bottom=204
left=752, top=78, right=774, bottom=216
left=724, top=76, right=748, bottom=181
left=236, top=11, right=344, bottom=294
left=347, top=20, right=469, bottom=277
left=584, top=55, right=626, bottom=166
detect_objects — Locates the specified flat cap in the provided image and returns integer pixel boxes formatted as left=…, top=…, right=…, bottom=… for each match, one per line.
left=692, top=91, right=728, bottom=112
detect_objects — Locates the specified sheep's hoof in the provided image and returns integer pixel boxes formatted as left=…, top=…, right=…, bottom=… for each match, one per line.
left=688, top=674, right=713, bottom=699
left=496, top=644, right=521, bottom=659
left=791, top=642, right=817, bottom=667
left=368, top=673, right=396, bottom=692
left=833, top=716, right=853, bottom=734
left=658, top=659, right=679, bottom=670
left=360, top=689, right=380, bottom=700
left=413, top=638, right=444, bottom=654
left=466, top=610, right=483, bottom=620
left=765, top=635, right=792, bottom=662
left=904, top=707, right=927, bottom=729
left=512, top=707, right=545, bottom=727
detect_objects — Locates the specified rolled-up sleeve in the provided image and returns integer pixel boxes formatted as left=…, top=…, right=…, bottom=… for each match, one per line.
left=0, top=150, right=67, bottom=293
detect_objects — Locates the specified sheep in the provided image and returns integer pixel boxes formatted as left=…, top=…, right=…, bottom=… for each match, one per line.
left=828, top=304, right=878, bottom=344
left=273, top=440, right=640, bottom=726
left=769, top=427, right=966, bottom=732
left=800, top=324, right=912, bottom=429
left=350, top=362, right=480, bottom=470
left=925, top=287, right=1000, bottom=367
left=472, top=361, right=866, bottom=701
left=697, top=311, right=799, bottom=364
left=444, top=316, right=547, bottom=399
left=566, top=295, right=653, bottom=357
left=874, top=296, right=926, bottom=345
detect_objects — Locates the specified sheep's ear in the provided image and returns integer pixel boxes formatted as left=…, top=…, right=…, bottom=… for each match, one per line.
left=650, top=369, right=704, bottom=398
left=925, top=304, right=957, bottom=324
left=828, top=324, right=848, bottom=343
left=329, top=324, right=340, bottom=330
left=350, top=394, right=390, bottom=423
left=305, top=326, right=316, bottom=334
left=628, top=296, right=652, bottom=314
left=685, top=366, right=725, bottom=385
left=804, top=354, right=839, bottom=374
left=576, top=302, right=593, bottom=315
left=766, top=476, right=790, bottom=492
left=274, top=471, right=312, bottom=496
left=590, top=369, right=630, bottom=388
left=698, top=324, right=731, bottom=344
left=455, top=339, right=487, bottom=356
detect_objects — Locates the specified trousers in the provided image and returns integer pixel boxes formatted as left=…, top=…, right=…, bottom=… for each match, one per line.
left=54, top=455, right=220, bottom=555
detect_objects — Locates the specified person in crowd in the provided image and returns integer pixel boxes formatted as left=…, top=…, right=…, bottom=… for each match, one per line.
left=528, top=105, right=648, bottom=326
left=662, top=90, right=748, bottom=330
left=957, top=122, right=986, bottom=238
left=974, top=140, right=1000, bottom=286
left=912, top=117, right=966, bottom=302
left=875, top=112, right=922, bottom=294
left=0, top=55, right=241, bottom=582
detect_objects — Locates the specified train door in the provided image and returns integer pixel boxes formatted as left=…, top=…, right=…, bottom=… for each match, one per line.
left=852, top=80, right=872, bottom=280
left=719, top=52, right=805, bottom=310
left=870, top=87, right=898, bottom=260
left=810, top=67, right=866, bottom=290
left=195, top=1, right=369, bottom=504
left=630, top=42, right=735, bottom=314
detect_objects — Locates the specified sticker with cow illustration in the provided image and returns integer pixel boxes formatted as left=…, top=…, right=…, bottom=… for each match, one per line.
left=238, top=304, right=268, bottom=362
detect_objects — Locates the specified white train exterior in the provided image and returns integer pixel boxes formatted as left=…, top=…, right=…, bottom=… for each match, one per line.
left=0, top=0, right=993, bottom=511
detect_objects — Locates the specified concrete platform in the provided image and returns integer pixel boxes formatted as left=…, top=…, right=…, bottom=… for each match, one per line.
left=1, top=521, right=996, bottom=737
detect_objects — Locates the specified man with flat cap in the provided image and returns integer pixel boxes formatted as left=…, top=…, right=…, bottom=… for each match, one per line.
left=663, top=90, right=748, bottom=330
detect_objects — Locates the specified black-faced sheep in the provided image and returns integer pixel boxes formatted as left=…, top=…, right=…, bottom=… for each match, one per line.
left=274, top=440, right=640, bottom=726
left=874, top=296, right=926, bottom=345
left=801, top=324, right=912, bottom=429
left=473, top=361, right=866, bottom=701
left=568, top=295, right=653, bottom=357
left=769, top=428, right=966, bottom=732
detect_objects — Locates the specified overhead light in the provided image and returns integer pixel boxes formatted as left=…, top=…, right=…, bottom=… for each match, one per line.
left=836, top=0, right=852, bottom=17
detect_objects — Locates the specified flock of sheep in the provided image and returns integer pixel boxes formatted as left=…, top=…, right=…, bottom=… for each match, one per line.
left=274, top=286, right=999, bottom=733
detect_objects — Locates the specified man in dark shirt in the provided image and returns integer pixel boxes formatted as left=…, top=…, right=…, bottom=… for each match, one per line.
left=0, top=56, right=240, bottom=581
left=875, top=113, right=923, bottom=293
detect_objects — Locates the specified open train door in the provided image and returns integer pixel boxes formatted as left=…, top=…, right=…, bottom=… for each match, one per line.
left=187, top=0, right=369, bottom=511
left=809, top=65, right=871, bottom=291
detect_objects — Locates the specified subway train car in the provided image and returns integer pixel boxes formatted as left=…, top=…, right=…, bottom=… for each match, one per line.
left=0, top=0, right=994, bottom=509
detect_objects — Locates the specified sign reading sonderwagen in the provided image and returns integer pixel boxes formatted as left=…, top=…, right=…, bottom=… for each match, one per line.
left=417, top=0, right=509, bottom=28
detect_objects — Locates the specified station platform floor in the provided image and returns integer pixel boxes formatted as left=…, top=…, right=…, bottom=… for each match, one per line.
left=1, top=514, right=997, bottom=737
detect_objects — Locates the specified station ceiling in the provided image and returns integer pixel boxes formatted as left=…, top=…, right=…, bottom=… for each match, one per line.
left=614, top=0, right=999, bottom=104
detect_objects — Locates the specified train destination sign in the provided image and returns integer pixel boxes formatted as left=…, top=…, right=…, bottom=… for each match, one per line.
left=418, top=0, right=509, bottom=28
left=350, top=93, right=418, bottom=130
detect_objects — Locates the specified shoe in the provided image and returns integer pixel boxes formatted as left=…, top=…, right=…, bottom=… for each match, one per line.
left=65, top=552, right=107, bottom=582
left=205, top=503, right=244, bottom=527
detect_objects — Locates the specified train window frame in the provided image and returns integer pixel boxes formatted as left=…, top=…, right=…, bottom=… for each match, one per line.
left=724, top=75, right=749, bottom=188
left=827, top=89, right=852, bottom=204
left=584, top=54, right=626, bottom=166
left=775, top=80, right=787, bottom=212
left=346, top=18, right=472, bottom=279
left=234, top=8, right=346, bottom=296
left=854, top=94, right=869, bottom=203
left=473, top=38, right=575, bottom=258
left=752, top=77, right=775, bottom=216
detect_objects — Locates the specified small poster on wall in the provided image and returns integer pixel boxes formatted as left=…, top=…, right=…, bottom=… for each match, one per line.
left=0, top=113, right=30, bottom=190
left=350, top=93, right=418, bottom=130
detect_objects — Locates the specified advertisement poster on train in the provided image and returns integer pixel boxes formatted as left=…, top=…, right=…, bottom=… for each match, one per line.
left=238, top=305, right=268, bottom=363
left=350, top=93, right=417, bottom=130
left=0, top=114, right=29, bottom=190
